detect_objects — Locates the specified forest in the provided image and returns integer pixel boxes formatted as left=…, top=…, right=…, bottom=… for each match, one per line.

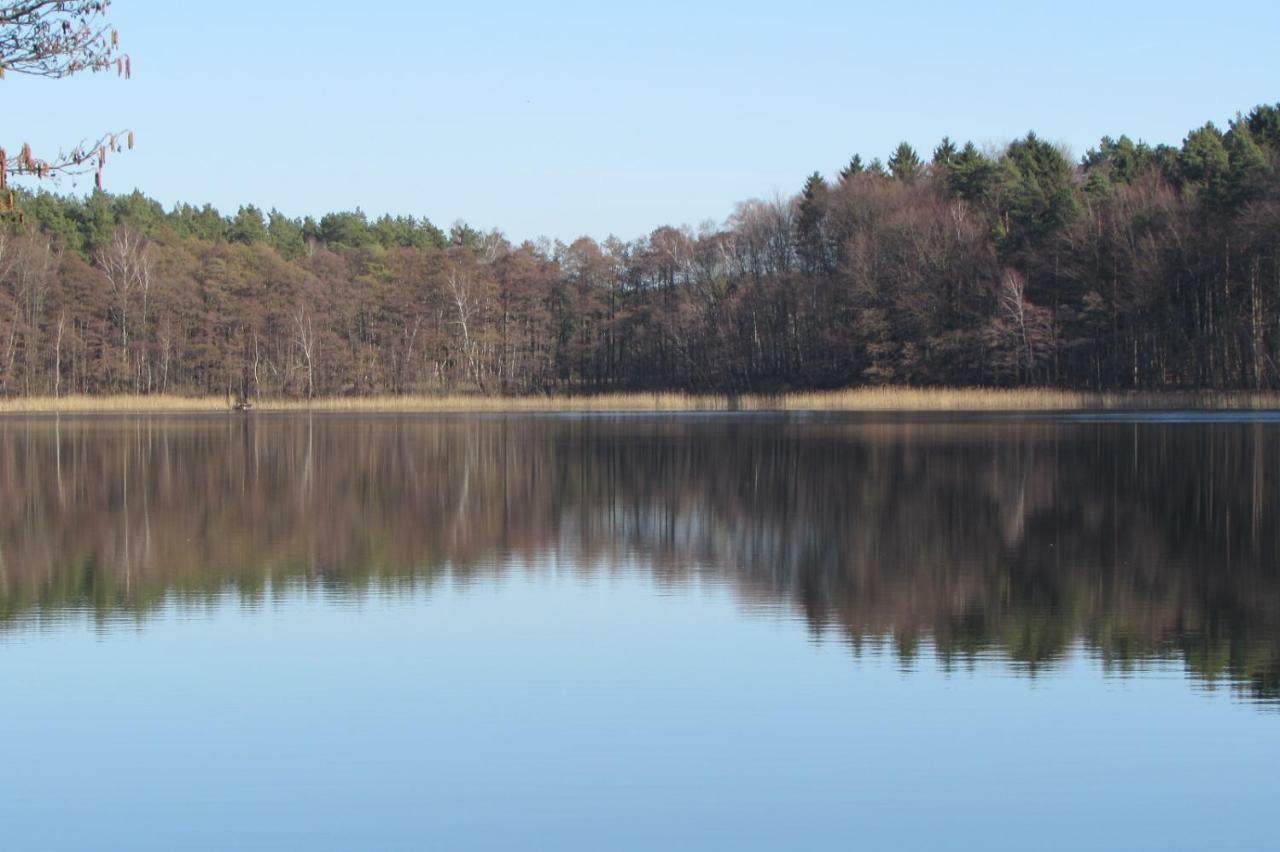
left=2, top=103, right=1279, bottom=398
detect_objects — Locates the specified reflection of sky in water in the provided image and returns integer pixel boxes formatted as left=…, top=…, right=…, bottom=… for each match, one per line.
left=3, top=570, right=1276, bottom=851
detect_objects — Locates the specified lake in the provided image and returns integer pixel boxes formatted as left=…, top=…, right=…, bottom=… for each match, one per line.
left=1, top=412, right=1276, bottom=850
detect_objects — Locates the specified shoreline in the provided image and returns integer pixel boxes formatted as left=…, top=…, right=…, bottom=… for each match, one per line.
left=2, top=388, right=1280, bottom=414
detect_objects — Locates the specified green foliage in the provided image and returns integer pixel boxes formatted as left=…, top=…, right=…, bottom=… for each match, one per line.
left=1082, top=135, right=1153, bottom=187
left=1149, top=144, right=1183, bottom=186
left=1082, top=167, right=1113, bottom=201
left=22, top=190, right=84, bottom=252
left=888, top=142, right=922, bottom=181
left=450, top=221, right=484, bottom=251
left=796, top=171, right=831, bottom=275
left=114, top=191, right=167, bottom=234
left=228, top=204, right=269, bottom=245
left=1224, top=116, right=1272, bottom=206
left=948, top=142, right=997, bottom=201
left=82, top=190, right=118, bottom=248
left=169, top=202, right=227, bottom=243
left=998, top=133, right=1078, bottom=246
left=1179, top=123, right=1229, bottom=192
left=318, top=210, right=374, bottom=248
left=931, top=137, right=958, bottom=169
left=838, top=154, right=864, bottom=182
left=371, top=213, right=447, bottom=250
left=1244, top=103, right=1280, bottom=151
left=267, top=209, right=306, bottom=259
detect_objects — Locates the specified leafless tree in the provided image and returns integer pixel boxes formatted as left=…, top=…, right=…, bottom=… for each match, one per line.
left=1, top=2, right=132, bottom=189
left=0, top=232, right=54, bottom=393
left=95, top=225, right=150, bottom=374
left=293, top=305, right=316, bottom=399
left=446, top=262, right=485, bottom=391
left=991, top=269, right=1053, bottom=382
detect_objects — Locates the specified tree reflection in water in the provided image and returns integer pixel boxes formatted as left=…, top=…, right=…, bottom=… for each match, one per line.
left=0, top=413, right=1275, bottom=703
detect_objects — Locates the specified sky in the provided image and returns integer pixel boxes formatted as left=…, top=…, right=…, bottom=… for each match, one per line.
left=6, top=0, right=1280, bottom=242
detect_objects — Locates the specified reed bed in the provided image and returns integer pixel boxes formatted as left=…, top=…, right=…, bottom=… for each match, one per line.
left=3, top=388, right=1280, bottom=414
left=771, top=387, right=1280, bottom=411
left=0, top=394, right=230, bottom=413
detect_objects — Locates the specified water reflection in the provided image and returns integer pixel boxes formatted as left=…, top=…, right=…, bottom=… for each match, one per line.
left=0, top=412, right=1276, bottom=704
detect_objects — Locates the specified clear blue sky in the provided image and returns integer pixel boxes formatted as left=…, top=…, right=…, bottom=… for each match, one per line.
left=7, top=0, right=1279, bottom=242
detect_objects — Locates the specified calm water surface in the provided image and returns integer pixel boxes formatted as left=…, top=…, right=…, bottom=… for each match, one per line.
left=0, top=413, right=1276, bottom=850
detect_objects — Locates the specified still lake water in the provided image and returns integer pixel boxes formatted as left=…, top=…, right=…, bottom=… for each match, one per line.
left=1, top=412, right=1277, bottom=850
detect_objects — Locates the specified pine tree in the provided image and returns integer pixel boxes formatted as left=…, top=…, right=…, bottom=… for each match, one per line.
left=948, top=142, right=996, bottom=201
left=999, top=133, right=1078, bottom=247
left=888, top=142, right=922, bottom=182
left=1245, top=103, right=1280, bottom=151
left=228, top=205, right=269, bottom=245
left=839, top=154, right=865, bottom=182
left=267, top=210, right=306, bottom=259
left=932, top=137, right=959, bottom=170
left=795, top=172, right=831, bottom=276
left=1224, top=117, right=1272, bottom=207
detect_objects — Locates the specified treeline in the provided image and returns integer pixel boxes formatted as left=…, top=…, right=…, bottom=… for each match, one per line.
left=2, top=103, right=1279, bottom=396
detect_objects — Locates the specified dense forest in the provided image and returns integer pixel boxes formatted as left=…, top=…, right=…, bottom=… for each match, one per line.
left=2, top=103, right=1280, bottom=397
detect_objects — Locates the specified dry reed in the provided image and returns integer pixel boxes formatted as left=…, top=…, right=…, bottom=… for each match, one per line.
left=2, top=388, right=1280, bottom=414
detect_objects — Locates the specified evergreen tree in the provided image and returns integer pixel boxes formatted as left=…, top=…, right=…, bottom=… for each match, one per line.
left=998, top=133, right=1078, bottom=246
left=795, top=172, right=831, bottom=275
left=319, top=210, right=374, bottom=248
left=1083, top=135, right=1152, bottom=186
left=371, top=214, right=447, bottom=250
left=23, top=190, right=85, bottom=253
left=1082, top=167, right=1113, bottom=201
left=888, top=142, right=922, bottom=182
left=267, top=210, right=306, bottom=259
left=168, top=202, right=226, bottom=243
left=948, top=142, right=997, bottom=201
left=1179, top=123, right=1229, bottom=192
left=450, top=221, right=484, bottom=251
left=932, top=137, right=959, bottom=170
left=83, top=189, right=118, bottom=248
left=1150, top=144, right=1183, bottom=186
left=114, top=191, right=166, bottom=235
left=228, top=204, right=269, bottom=245
left=839, top=154, right=865, bottom=182
left=1224, top=117, right=1272, bottom=207
left=1245, top=103, right=1280, bottom=152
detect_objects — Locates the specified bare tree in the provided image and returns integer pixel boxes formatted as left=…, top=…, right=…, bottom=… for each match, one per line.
left=445, top=262, right=485, bottom=391
left=0, top=1, right=133, bottom=189
left=990, top=269, right=1053, bottom=382
left=95, top=225, right=150, bottom=378
left=0, top=232, right=54, bottom=393
left=52, top=309, right=65, bottom=396
left=293, top=305, right=316, bottom=399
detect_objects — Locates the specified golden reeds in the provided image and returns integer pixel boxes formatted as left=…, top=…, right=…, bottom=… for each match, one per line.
left=0, top=394, right=229, bottom=413
left=2, top=388, right=1279, bottom=414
